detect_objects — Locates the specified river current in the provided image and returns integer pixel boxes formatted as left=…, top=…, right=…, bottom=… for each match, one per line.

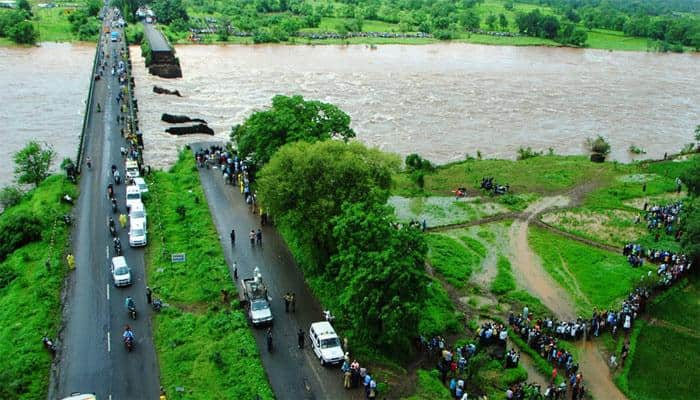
left=1, top=42, right=698, bottom=189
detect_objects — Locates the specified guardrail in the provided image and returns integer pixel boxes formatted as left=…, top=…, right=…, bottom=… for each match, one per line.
left=75, top=14, right=104, bottom=174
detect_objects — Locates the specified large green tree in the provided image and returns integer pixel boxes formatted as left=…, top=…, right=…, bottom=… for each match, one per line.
left=151, top=0, right=189, bottom=24
left=331, top=201, right=428, bottom=352
left=680, top=198, right=700, bottom=267
left=257, top=140, right=399, bottom=272
left=681, top=156, right=700, bottom=197
left=232, top=95, right=356, bottom=166
left=13, top=141, right=55, bottom=187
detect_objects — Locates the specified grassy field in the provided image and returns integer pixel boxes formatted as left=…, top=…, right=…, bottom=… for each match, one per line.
left=0, top=175, right=76, bottom=399
left=491, top=255, right=516, bottom=296
left=35, top=8, right=76, bottom=42
left=541, top=207, right=645, bottom=247
left=586, top=29, right=651, bottom=52
left=426, top=234, right=484, bottom=287
left=528, top=227, right=653, bottom=315
left=419, top=278, right=461, bottom=337
left=648, top=279, right=700, bottom=331
left=393, top=156, right=619, bottom=198
left=144, top=152, right=273, bottom=399
left=389, top=195, right=509, bottom=228
left=404, top=369, right=452, bottom=400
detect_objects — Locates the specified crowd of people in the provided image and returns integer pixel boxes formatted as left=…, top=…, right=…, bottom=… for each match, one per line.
left=641, top=200, right=683, bottom=237
left=340, top=357, right=379, bottom=398
left=622, top=242, right=692, bottom=286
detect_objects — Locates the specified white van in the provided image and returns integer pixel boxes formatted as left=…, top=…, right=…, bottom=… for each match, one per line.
left=111, top=256, right=131, bottom=287
left=125, top=185, right=141, bottom=211
left=61, top=394, right=96, bottom=400
left=128, top=219, right=147, bottom=247
left=125, top=160, right=140, bottom=179
left=129, top=201, right=147, bottom=229
left=309, top=321, right=344, bottom=366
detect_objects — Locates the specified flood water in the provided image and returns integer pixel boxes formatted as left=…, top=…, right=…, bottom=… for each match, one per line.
left=0, top=42, right=93, bottom=188
left=130, top=43, right=699, bottom=169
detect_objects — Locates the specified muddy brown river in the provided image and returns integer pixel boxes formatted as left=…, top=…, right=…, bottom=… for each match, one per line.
left=1, top=42, right=698, bottom=188
left=0, top=43, right=93, bottom=188
left=130, top=43, right=699, bottom=169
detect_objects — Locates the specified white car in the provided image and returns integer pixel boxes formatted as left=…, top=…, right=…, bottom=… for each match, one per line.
left=125, top=185, right=141, bottom=211
left=125, top=160, right=140, bottom=179
left=309, top=321, right=344, bottom=366
left=129, top=201, right=147, bottom=229
left=111, top=256, right=131, bottom=287
left=133, top=177, right=148, bottom=194
left=128, top=219, right=147, bottom=247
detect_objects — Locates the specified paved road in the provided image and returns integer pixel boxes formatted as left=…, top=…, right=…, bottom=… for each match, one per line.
left=53, top=9, right=160, bottom=400
left=194, top=144, right=359, bottom=400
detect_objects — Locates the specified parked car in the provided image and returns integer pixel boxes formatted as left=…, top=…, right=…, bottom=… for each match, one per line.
left=125, top=185, right=141, bottom=211
left=111, top=256, right=131, bottom=287
left=309, top=321, right=344, bottom=366
left=128, top=219, right=147, bottom=247
left=129, top=201, right=147, bottom=229
left=125, top=160, right=140, bottom=179
left=133, top=177, right=148, bottom=194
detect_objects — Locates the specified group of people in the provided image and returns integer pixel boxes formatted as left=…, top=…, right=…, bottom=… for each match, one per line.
left=480, top=177, right=509, bottom=195
left=340, top=357, right=379, bottom=398
left=641, top=200, right=683, bottom=237
left=622, top=242, right=692, bottom=286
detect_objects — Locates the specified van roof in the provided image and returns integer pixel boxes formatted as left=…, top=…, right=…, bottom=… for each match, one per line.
left=130, top=219, right=145, bottom=229
left=130, top=201, right=145, bottom=212
left=112, top=256, right=127, bottom=268
left=126, top=185, right=140, bottom=194
left=311, top=321, right=337, bottom=337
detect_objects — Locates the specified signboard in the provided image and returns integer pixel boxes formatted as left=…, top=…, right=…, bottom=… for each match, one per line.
left=171, top=253, right=186, bottom=263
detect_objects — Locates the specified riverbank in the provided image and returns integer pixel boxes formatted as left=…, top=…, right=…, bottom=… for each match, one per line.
left=0, top=175, right=76, bottom=398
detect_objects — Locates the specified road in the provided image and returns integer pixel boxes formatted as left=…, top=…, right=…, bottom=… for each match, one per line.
left=53, top=8, right=160, bottom=400
left=194, top=144, right=359, bottom=400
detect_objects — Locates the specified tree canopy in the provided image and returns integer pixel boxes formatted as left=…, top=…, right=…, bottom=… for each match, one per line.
left=151, top=0, right=189, bottom=24
left=13, top=141, right=55, bottom=187
left=256, top=140, right=398, bottom=272
left=232, top=95, right=356, bottom=166
left=331, top=201, right=428, bottom=352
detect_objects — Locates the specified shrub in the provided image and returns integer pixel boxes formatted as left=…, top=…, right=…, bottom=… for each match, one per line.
left=500, top=364, right=528, bottom=386
left=587, top=135, right=611, bottom=155
left=0, top=186, right=24, bottom=209
left=491, top=256, right=516, bottom=295
left=517, top=146, right=543, bottom=160
left=0, top=214, right=43, bottom=261
left=405, top=153, right=434, bottom=172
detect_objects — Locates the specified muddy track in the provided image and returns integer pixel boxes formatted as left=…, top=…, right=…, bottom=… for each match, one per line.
left=427, top=211, right=522, bottom=232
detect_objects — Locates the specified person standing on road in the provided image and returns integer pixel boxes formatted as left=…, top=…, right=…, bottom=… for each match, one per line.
left=256, top=229, right=262, bottom=246
left=119, top=213, right=127, bottom=229
left=283, top=292, right=291, bottom=313
left=297, top=329, right=305, bottom=349
left=146, top=286, right=152, bottom=304
left=230, top=228, right=236, bottom=246
left=249, top=230, right=255, bottom=246
left=290, top=292, right=296, bottom=313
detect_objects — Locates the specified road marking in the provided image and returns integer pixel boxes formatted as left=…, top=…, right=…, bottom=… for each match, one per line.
left=109, top=395, right=112, bottom=400
left=107, top=331, right=111, bottom=353
left=106, top=284, right=110, bottom=300
left=106, top=245, right=109, bottom=260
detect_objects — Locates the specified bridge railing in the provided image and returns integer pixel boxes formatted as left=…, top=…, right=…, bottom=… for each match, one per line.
left=75, top=14, right=104, bottom=174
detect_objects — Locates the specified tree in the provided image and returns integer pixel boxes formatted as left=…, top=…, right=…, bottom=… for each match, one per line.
left=231, top=95, right=356, bottom=166
left=695, top=124, right=700, bottom=143
left=256, top=140, right=399, bottom=273
left=7, top=19, right=37, bottom=44
left=0, top=186, right=24, bottom=209
left=679, top=198, right=700, bottom=266
left=681, top=157, right=700, bottom=197
left=17, top=0, right=32, bottom=18
left=151, top=0, right=189, bottom=24
left=458, top=9, right=480, bottom=30
left=218, top=17, right=231, bottom=41
left=13, top=141, right=55, bottom=187
left=330, top=201, right=428, bottom=352
left=499, top=13, right=508, bottom=30
left=486, top=13, right=497, bottom=30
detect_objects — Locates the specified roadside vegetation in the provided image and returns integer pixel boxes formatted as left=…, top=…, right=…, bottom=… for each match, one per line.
left=144, top=152, right=273, bottom=399
left=0, top=139, right=75, bottom=398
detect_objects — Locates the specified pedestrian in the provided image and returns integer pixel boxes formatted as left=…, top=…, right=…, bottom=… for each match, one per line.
left=66, top=253, right=75, bottom=269
left=233, top=262, right=238, bottom=280
left=298, top=329, right=305, bottom=349
left=344, top=368, right=352, bottom=389
left=642, top=182, right=647, bottom=192
left=291, top=292, right=296, bottom=312
left=146, top=286, right=152, bottom=304
left=249, top=230, right=255, bottom=246
left=230, top=228, right=236, bottom=246
left=119, top=213, right=127, bottom=229
left=551, top=367, right=558, bottom=383
left=256, top=228, right=262, bottom=246
left=283, top=293, right=290, bottom=313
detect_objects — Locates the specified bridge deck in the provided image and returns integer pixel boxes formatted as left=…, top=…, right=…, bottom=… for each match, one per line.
left=143, top=23, right=170, bottom=52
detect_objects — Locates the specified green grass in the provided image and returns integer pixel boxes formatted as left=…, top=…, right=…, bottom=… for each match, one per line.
left=648, top=279, right=700, bottom=331
left=426, top=234, right=484, bottom=287
left=623, top=323, right=698, bottom=400
left=528, top=227, right=653, bottom=315
left=419, top=278, right=461, bottom=337
left=404, top=369, right=452, bottom=400
left=145, top=152, right=273, bottom=399
left=0, top=175, right=76, bottom=399
left=586, top=29, right=651, bottom=52
left=491, top=255, right=516, bottom=296
left=456, top=32, right=559, bottom=47
left=393, top=156, right=620, bottom=198
left=34, top=8, right=76, bottom=42
left=389, top=195, right=509, bottom=228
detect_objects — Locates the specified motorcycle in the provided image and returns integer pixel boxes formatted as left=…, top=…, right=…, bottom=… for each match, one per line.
left=111, top=198, right=118, bottom=213
left=42, top=336, right=57, bottom=354
left=152, top=299, right=163, bottom=312
left=124, top=337, right=134, bottom=352
left=113, top=238, right=122, bottom=256
left=109, top=225, right=117, bottom=237
left=128, top=305, right=137, bottom=320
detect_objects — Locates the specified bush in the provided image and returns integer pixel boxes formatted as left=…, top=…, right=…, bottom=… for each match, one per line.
left=588, top=135, right=611, bottom=155
left=517, top=146, right=543, bottom=160
left=0, top=186, right=24, bottom=209
left=500, top=364, right=528, bottom=386
left=7, top=19, right=37, bottom=44
left=0, top=214, right=42, bottom=261
left=491, top=255, right=516, bottom=295
left=405, top=153, right=434, bottom=172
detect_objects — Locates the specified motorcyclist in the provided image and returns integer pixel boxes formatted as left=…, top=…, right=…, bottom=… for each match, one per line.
left=123, top=325, right=134, bottom=342
left=97, top=103, right=101, bottom=113
left=125, top=296, right=135, bottom=314
left=113, top=237, right=122, bottom=254
left=113, top=169, right=121, bottom=184
left=266, top=328, right=273, bottom=352
left=86, top=157, right=92, bottom=169
left=109, top=217, right=115, bottom=230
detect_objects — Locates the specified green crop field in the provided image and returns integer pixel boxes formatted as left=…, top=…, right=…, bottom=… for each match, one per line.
left=426, top=233, right=484, bottom=287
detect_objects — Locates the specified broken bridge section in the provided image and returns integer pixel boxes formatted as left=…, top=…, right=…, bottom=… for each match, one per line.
left=142, top=23, right=182, bottom=78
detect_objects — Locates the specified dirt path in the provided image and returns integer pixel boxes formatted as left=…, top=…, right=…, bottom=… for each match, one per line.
left=508, top=196, right=577, bottom=320
left=577, top=341, right=627, bottom=400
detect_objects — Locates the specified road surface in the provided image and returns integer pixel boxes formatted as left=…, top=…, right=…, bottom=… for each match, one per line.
left=53, top=8, right=160, bottom=400
left=194, top=144, right=360, bottom=400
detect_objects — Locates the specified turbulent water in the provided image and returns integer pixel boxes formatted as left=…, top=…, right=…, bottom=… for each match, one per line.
left=130, top=43, right=699, bottom=169
left=2, top=42, right=698, bottom=188
left=0, top=42, right=93, bottom=188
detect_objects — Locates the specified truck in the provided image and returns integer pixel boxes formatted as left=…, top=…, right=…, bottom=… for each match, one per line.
left=110, top=31, right=119, bottom=42
left=238, top=267, right=273, bottom=326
